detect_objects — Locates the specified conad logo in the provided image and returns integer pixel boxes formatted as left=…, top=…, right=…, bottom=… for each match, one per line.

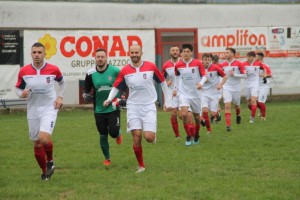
left=201, top=29, right=266, bottom=47
left=60, top=35, right=142, bottom=57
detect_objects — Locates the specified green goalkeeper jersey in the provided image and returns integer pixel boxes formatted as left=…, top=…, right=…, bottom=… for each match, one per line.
left=84, top=64, right=120, bottom=113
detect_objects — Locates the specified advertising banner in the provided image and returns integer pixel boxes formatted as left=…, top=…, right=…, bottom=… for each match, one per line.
left=0, top=65, right=19, bottom=99
left=0, top=30, right=20, bottom=65
left=24, top=30, right=155, bottom=80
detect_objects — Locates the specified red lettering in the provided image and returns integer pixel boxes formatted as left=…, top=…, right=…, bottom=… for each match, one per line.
left=127, top=36, right=142, bottom=56
left=109, top=36, right=126, bottom=57
left=227, top=34, right=235, bottom=47
left=60, top=36, right=75, bottom=57
left=76, top=36, right=92, bottom=57
left=249, top=34, right=257, bottom=45
left=92, top=36, right=109, bottom=57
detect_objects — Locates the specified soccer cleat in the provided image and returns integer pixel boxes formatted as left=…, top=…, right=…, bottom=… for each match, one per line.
left=226, top=126, right=231, bottom=132
left=116, top=134, right=122, bottom=145
left=41, top=173, right=49, bottom=181
left=210, top=116, right=215, bottom=124
left=200, top=120, right=206, bottom=127
left=46, top=161, right=55, bottom=178
left=103, top=159, right=111, bottom=166
left=216, top=112, right=222, bottom=122
left=185, top=136, right=192, bottom=146
left=136, top=166, right=145, bottom=173
left=236, top=115, right=241, bottom=124
left=193, top=136, right=200, bottom=144
left=260, top=117, right=266, bottom=121
left=249, top=117, right=254, bottom=124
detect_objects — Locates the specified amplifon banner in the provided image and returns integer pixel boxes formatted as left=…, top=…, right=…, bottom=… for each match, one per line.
left=24, top=30, right=155, bottom=80
left=198, top=27, right=268, bottom=58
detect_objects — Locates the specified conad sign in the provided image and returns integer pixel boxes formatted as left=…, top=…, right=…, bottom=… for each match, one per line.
left=24, top=30, right=155, bottom=80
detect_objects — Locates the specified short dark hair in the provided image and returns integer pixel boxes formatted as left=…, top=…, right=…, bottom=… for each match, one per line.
left=171, top=45, right=180, bottom=49
left=182, top=43, right=193, bottom=52
left=96, top=48, right=107, bottom=54
left=32, top=42, right=45, bottom=49
left=257, top=52, right=264, bottom=57
left=202, top=53, right=211, bottom=59
left=226, top=47, right=236, bottom=55
left=212, top=54, right=219, bottom=62
left=247, top=51, right=256, bottom=57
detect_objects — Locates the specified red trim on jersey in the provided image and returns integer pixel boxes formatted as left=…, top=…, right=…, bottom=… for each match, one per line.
left=242, top=60, right=264, bottom=70
left=221, top=59, right=245, bottom=74
left=162, top=60, right=176, bottom=79
left=208, top=64, right=226, bottom=77
left=175, top=59, right=206, bottom=77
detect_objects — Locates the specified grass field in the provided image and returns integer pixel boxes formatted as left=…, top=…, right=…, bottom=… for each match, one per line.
left=0, top=101, right=299, bottom=200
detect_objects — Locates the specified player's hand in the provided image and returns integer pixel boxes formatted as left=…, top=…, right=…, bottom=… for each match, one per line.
left=163, top=103, right=171, bottom=112
left=54, top=96, right=63, bottom=109
left=167, top=80, right=173, bottom=86
left=263, top=77, right=267, bottom=84
left=229, top=70, right=235, bottom=76
left=103, top=100, right=111, bottom=107
left=82, top=93, right=93, bottom=103
left=216, top=84, right=222, bottom=90
left=21, top=88, right=31, bottom=98
left=172, top=90, right=177, bottom=97
left=196, top=83, right=203, bottom=90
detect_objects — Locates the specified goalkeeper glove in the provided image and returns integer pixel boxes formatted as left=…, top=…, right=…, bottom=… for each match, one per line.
left=82, top=93, right=93, bottom=103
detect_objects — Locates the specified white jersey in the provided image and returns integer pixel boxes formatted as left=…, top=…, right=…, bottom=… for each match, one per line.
left=221, top=59, right=245, bottom=92
left=15, top=63, right=64, bottom=119
left=162, top=59, right=178, bottom=91
left=202, top=63, right=226, bottom=95
left=113, top=61, right=165, bottom=105
left=259, top=63, right=271, bottom=89
left=243, top=60, right=264, bottom=89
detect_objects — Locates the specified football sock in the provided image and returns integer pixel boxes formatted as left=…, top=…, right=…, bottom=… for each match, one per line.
left=203, top=111, right=211, bottom=131
left=43, top=141, right=53, bottom=162
left=100, top=135, right=110, bottom=160
left=248, top=104, right=252, bottom=111
left=189, top=124, right=195, bottom=138
left=184, top=124, right=192, bottom=138
left=225, top=113, right=231, bottom=127
left=34, top=146, right=46, bottom=174
left=257, top=102, right=266, bottom=117
left=170, top=116, right=180, bottom=137
left=133, top=145, right=144, bottom=167
left=236, top=108, right=241, bottom=116
left=251, top=105, right=257, bottom=118
left=195, top=124, right=200, bottom=138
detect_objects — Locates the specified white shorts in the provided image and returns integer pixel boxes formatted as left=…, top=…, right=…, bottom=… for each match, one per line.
left=171, top=95, right=180, bottom=109
left=126, top=103, right=157, bottom=133
left=179, top=95, right=201, bottom=114
left=223, top=90, right=241, bottom=105
left=245, top=88, right=258, bottom=100
left=258, top=87, right=269, bottom=103
left=27, top=113, right=57, bottom=141
left=218, top=89, right=223, bottom=99
left=201, top=93, right=219, bottom=113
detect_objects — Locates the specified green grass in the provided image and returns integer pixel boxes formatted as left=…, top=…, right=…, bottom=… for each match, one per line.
left=0, top=101, right=299, bottom=200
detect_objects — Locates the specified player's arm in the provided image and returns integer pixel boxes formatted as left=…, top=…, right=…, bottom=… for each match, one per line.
left=197, top=62, right=207, bottom=90
left=82, top=73, right=94, bottom=103
left=216, top=67, right=227, bottom=90
left=173, top=64, right=180, bottom=97
left=104, top=70, right=126, bottom=107
left=233, top=62, right=247, bottom=78
left=15, top=70, right=30, bottom=98
left=54, top=76, right=66, bottom=109
left=153, top=65, right=171, bottom=110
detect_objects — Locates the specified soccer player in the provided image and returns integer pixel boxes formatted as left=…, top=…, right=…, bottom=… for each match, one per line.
left=211, top=54, right=223, bottom=123
left=162, top=45, right=181, bottom=139
left=15, top=42, right=66, bottom=180
left=256, top=52, right=272, bottom=121
left=243, top=51, right=266, bottom=123
left=82, top=48, right=123, bottom=167
left=104, top=44, right=171, bottom=173
left=221, top=47, right=246, bottom=131
left=201, top=53, right=227, bottom=134
left=173, top=43, right=207, bottom=145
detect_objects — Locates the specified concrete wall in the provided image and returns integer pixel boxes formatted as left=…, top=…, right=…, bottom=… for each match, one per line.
left=1, top=2, right=299, bottom=29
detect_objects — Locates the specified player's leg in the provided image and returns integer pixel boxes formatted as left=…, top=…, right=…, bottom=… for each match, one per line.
left=232, top=91, right=242, bottom=125
left=207, top=96, right=219, bottom=134
left=189, top=99, right=202, bottom=144
left=38, top=113, right=57, bottom=180
left=201, top=94, right=211, bottom=133
left=95, top=113, right=111, bottom=166
left=187, top=110, right=195, bottom=138
left=257, top=88, right=268, bottom=120
left=107, top=110, right=122, bottom=144
left=170, top=108, right=180, bottom=138
left=179, top=96, right=193, bottom=145
left=223, top=90, right=232, bottom=131
left=249, top=88, right=258, bottom=123
left=127, top=104, right=145, bottom=173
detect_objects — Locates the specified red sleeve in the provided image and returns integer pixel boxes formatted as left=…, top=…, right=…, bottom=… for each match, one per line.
left=161, top=63, right=168, bottom=79
left=15, top=69, right=26, bottom=89
left=153, top=64, right=165, bottom=83
left=55, top=67, right=63, bottom=82
left=198, top=61, right=206, bottom=77
left=174, top=62, right=180, bottom=76
left=216, top=65, right=226, bottom=77
left=239, top=61, right=246, bottom=74
left=113, top=70, right=127, bottom=90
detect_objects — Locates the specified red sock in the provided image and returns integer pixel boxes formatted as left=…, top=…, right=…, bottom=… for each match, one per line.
left=195, top=124, right=200, bottom=138
left=236, top=108, right=241, bottom=116
left=251, top=105, right=257, bottom=118
left=248, top=104, right=252, bottom=111
left=225, top=113, right=231, bottom=127
left=203, top=111, right=211, bottom=131
left=257, top=102, right=266, bottom=117
left=189, top=124, right=195, bottom=137
left=43, top=141, right=53, bottom=162
left=184, top=124, right=192, bottom=137
left=170, top=116, right=180, bottom=137
left=34, top=146, right=46, bottom=174
left=133, top=145, right=144, bottom=168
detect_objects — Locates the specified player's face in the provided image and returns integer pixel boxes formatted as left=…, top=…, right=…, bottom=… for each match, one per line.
left=31, top=46, right=45, bottom=65
left=225, top=50, right=233, bottom=60
left=130, top=45, right=143, bottom=64
left=95, top=51, right=107, bottom=67
left=181, top=48, right=192, bottom=62
left=247, top=56, right=255, bottom=63
left=170, top=46, right=180, bottom=60
left=202, top=57, right=210, bottom=69
left=256, top=55, right=263, bottom=61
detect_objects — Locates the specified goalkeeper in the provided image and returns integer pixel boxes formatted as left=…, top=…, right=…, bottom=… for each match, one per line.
left=82, top=48, right=124, bottom=167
